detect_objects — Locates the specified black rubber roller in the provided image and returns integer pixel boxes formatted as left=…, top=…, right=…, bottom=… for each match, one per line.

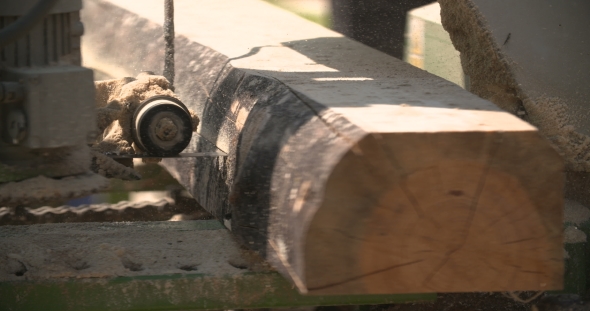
left=132, top=95, right=193, bottom=156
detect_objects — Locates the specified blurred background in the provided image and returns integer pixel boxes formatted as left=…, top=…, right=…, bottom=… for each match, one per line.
left=264, top=0, right=332, bottom=27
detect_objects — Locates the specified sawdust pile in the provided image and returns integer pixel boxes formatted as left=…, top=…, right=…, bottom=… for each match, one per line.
left=91, top=151, right=141, bottom=180
left=0, top=221, right=270, bottom=281
left=525, top=96, right=590, bottom=171
left=90, top=73, right=199, bottom=179
left=564, top=199, right=590, bottom=225
left=564, top=199, right=589, bottom=245
left=439, top=0, right=590, bottom=171
left=564, top=226, right=587, bottom=244
left=0, top=145, right=107, bottom=205
left=0, top=173, right=108, bottom=207
left=0, top=145, right=93, bottom=183
left=438, top=0, right=521, bottom=114
left=93, top=72, right=199, bottom=155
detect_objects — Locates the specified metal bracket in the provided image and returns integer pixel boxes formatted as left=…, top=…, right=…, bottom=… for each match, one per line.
left=104, top=133, right=228, bottom=159
left=106, top=151, right=227, bottom=159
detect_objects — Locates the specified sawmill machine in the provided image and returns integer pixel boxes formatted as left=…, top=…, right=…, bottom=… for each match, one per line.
left=0, top=0, right=97, bottom=185
left=1, top=0, right=590, bottom=310
left=0, top=0, right=195, bottom=196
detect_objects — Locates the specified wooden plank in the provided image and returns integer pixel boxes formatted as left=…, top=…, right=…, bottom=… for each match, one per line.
left=0, top=221, right=434, bottom=311
left=81, top=0, right=564, bottom=295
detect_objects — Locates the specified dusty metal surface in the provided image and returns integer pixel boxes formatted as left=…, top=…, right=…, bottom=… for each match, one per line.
left=0, top=220, right=434, bottom=310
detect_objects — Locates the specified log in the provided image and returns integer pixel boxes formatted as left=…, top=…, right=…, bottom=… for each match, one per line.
left=81, top=0, right=564, bottom=295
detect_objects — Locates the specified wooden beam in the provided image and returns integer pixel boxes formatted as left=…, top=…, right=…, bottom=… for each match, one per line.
left=81, top=0, right=564, bottom=295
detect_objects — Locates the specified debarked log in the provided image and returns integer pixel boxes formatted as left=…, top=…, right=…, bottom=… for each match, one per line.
left=81, top=0, right=564, bottom=295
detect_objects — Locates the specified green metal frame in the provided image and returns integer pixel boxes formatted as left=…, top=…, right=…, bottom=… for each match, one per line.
left=0, top=272, right=434, bottom=311
left=560, top=220, right=590, bottom=297
left=0, top=220, right=435, bottom=311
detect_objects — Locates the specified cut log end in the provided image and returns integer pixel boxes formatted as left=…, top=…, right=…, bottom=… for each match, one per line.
left=301, top=131, right=563, bottom=294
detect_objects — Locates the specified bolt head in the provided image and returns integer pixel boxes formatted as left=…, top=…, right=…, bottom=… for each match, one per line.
left=155, top=117, right=178, bottom=141
left=6, top=109, right=27, bottom=144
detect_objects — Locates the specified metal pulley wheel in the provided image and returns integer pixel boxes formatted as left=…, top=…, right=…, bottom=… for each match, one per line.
left=132, top=95, right=193, bottom=156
